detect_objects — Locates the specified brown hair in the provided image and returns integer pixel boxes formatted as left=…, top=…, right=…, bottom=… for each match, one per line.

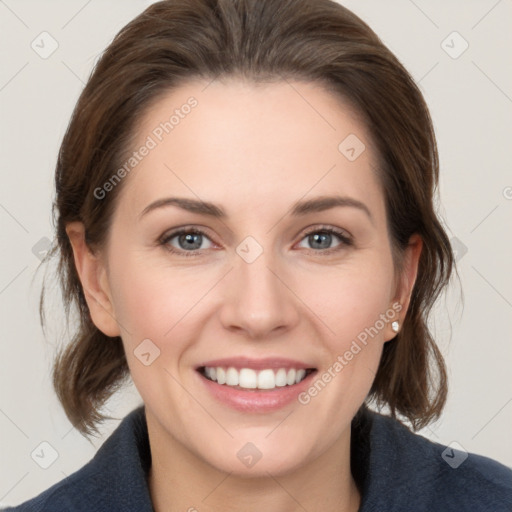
left=40, top=0, right=454, bottom=437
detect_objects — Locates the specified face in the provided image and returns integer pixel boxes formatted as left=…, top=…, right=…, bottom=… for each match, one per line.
left=71, top=78, right=419, bottom=477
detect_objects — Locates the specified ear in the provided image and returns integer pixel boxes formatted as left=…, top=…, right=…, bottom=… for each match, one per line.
left=385, top=233, right=423, bottom=340
left=65, top=221, right=121, bottom=337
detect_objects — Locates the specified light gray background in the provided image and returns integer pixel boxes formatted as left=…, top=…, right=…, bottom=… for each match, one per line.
left=1, top=0, right=511, bottom=507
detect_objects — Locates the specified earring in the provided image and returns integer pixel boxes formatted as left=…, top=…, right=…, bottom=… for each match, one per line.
left=391, top=321, right=399, bottom=333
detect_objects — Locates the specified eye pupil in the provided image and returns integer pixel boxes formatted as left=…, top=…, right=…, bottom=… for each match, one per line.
left=310, top=232, right=332, bottom=249
left=180, top=233, right=202, bottom=250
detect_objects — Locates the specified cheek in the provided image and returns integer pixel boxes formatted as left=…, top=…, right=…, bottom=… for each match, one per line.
left=108, top=255, right=205, bottom=406
left=109, top=251, right=201, bottom=333
left=303, top=255, right=395, bottom=398
left=108, top=252, right=217, bottom=376
left=307, top=260, right=394, bottom=341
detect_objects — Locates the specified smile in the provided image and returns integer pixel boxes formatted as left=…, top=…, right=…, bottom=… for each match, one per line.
left=195, top=363, right=318, bottom=413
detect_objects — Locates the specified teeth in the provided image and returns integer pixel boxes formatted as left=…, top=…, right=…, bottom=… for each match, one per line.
left=275, top=368, right=287, bottom=387
left=239, top=368, right=257, bottom=388
left=216, top=367, right=226, bottom=384
left=202, top=366, right=310, bottom=390
left=258, top=369, right=275, bottom=389
left=226, top=367, right=239, bottom=386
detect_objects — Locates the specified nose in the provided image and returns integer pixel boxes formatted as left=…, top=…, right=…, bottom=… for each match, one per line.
left=218, top=246, right=301, bottom=339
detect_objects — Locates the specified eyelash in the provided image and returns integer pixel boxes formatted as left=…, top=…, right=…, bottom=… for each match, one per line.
left=158, top=225, right=353, bottom=258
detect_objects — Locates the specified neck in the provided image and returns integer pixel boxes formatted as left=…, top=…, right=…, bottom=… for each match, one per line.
left=147, top=415, right=361, bottom=512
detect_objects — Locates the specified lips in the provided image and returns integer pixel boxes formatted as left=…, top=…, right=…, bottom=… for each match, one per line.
left=194, top=356, right=318, bottom=408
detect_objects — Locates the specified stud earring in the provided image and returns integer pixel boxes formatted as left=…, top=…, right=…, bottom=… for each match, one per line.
left=391, top=321, right=399, bottom=333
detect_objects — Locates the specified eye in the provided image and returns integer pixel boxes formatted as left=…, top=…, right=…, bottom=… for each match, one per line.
left=296, top=226, right=353, bottom=253
left=159, top=227, right=214, bottom=256
left=159, top=225, right=353, bottom=258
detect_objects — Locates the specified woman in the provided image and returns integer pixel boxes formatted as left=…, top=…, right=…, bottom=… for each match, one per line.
left=5, top=0, right=511, bottom=511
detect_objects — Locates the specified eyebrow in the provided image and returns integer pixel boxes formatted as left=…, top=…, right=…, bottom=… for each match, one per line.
left=139, top=195, right=373, bottom=223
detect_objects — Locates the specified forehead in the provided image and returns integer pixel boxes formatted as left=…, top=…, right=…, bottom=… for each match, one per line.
left=116, top=78, right=384, bottom=221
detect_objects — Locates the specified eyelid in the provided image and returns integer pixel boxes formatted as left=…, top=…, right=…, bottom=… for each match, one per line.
left=158, top=225, right=218, bottom=250
left=294, top=225, right=353, bottom=255
left=298, top=224, right=353, bottom=243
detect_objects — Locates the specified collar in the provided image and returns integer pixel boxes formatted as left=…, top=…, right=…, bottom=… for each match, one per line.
left=27, top=402, right=512, bottom=511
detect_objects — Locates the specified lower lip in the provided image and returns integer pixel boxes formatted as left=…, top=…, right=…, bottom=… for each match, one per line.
left=196, top=369, right=317, bottom=413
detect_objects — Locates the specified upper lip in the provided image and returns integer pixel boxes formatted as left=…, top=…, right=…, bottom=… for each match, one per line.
left=196, top=357, right=317, bottom=371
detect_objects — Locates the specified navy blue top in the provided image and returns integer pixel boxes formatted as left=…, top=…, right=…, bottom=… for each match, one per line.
left=4, top=404, right=512, bottom=511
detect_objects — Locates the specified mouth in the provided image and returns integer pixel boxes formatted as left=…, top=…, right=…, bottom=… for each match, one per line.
left=194, top=358, right=319, bottom=412
left=197, top=366, right=317, bottom=391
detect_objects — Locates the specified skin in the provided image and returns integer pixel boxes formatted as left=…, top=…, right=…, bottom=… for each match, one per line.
left=66, top=78, right=422, bottom=512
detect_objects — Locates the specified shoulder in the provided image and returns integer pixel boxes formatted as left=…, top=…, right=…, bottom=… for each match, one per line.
left=357, top=407, right=512, bottom=511
left=1, top=462, right=108, bottom=512
left=2, top=406, right=153, bottom=512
